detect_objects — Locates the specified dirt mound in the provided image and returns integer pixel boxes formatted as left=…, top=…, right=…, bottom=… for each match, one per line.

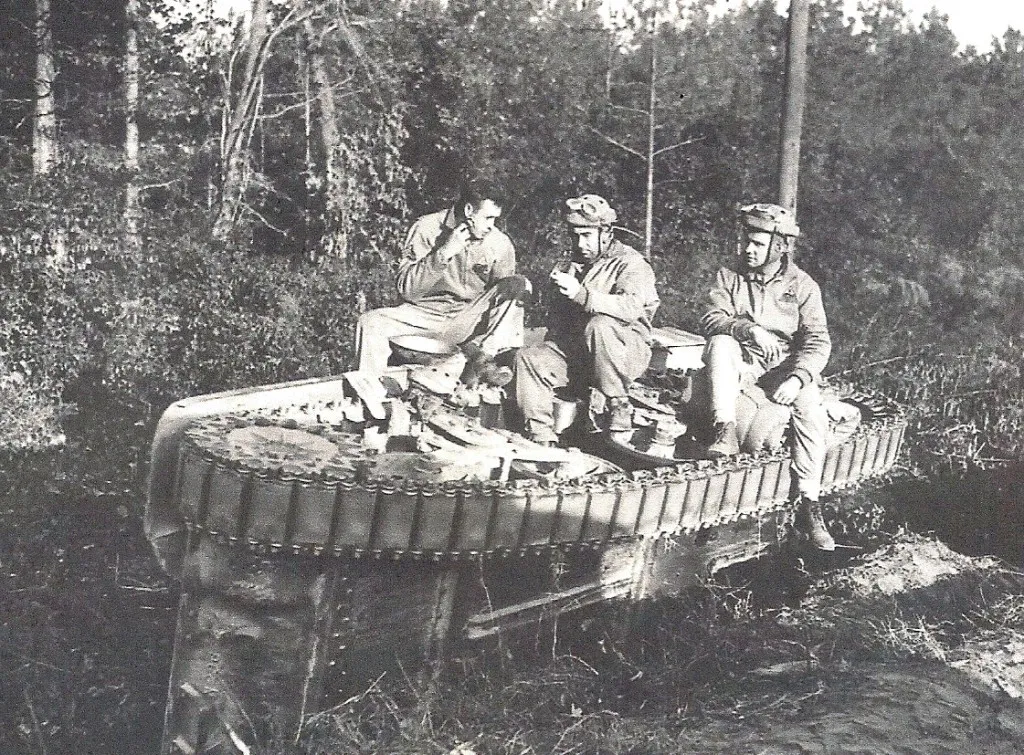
left=680, top=534, right=1024, bottom=753
left=822, top=534, right=1003, bottom=597
left=795, top=533, right=1021, bottom=628
left=678, top=662, right=1024, bottom=755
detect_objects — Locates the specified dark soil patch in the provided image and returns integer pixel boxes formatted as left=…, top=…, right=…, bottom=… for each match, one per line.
left=892, top=463, right=1024, bottom=565
left=0, top=452, right=174, bottom=755
left=670, top=662, right=1024, bottom=755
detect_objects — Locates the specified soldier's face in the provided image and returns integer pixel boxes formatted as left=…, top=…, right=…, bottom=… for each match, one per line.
left=571, top=227, right=604, bottom=261
left=742, top=230, right=773, bottom=269
left=463, top=199, right=502, bottom=240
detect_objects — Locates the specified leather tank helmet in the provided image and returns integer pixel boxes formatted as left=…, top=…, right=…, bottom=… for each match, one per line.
left=565, top=194, right=618, bottom=228
left=565, top=193, right=618, bottom=260
left=736, top=202, right=800, bottom=269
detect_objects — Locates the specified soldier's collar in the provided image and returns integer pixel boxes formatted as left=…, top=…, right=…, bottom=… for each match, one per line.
left=744, top=255, right=789, bottom=283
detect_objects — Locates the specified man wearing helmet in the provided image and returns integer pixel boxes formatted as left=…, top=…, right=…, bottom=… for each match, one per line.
left=513, top=194, right=660, bottom=444
left=355, top=177, right=530, bottom=384
left=699, top=202, right=835, bottom=550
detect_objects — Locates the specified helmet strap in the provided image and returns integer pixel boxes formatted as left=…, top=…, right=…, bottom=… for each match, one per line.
left=766, top=233, right=788, bottom=266
left=737, top=230, right=789, bottom=272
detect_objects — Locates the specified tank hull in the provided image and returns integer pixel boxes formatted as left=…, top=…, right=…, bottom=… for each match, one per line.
left=148, top=373, right=905, bottom=754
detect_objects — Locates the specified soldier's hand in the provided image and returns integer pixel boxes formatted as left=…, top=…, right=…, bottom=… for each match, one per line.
left=439, top=224, right=472, bottom=261
left=750, top=325, right=784, bottom=364
left=550, top=270, right=582, bottom=299
left=771, top=375, right=803, bottom=406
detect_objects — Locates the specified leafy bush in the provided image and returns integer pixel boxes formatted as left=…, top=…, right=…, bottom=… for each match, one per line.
left=0, top=235, right=93, bottom=398
left=0, top=167, right=401, bottom=481
left=75, top=224, right=400, bottom=413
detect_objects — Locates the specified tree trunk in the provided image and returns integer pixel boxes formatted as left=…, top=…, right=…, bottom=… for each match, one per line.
left=212, top=0, right=270, bottom=243
left=33, top=0, right=57, bottom=176
left=644, top=34, right=656, bottom=258
left=304, top=14, right=347, bottom=260
left=124, top=0, right=141, bottom=252
left=301, top=30, right=314, bottom=260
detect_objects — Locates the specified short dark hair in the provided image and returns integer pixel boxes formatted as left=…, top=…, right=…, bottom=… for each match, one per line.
left=455, top=176, right=505, bottom=212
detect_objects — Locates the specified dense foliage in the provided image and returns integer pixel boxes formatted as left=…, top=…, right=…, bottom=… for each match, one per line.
left=1, top=0, right=1022, bottom=475
left=3, top=0, right=1020, bottom=467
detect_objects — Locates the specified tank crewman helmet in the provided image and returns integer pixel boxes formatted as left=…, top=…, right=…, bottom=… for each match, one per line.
left=737, top=202, right=800, bottom=266
left=738, top=202, right=800, bottom=238
left=565, top=194, right=618, bottom=228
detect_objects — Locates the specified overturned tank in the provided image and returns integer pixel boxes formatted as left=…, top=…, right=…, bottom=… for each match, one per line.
left=145, top=327, right=905, bottom=754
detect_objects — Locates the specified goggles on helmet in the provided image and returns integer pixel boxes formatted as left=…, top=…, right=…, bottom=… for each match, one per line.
left=565, top=194, right=618, bottom=228
left=738, top=203, right=800, bottom=238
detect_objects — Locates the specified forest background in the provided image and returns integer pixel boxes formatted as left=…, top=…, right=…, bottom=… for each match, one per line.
left=2, top=0, right=1023, bottom=459
left=1, top=0, right=1024, bottom=752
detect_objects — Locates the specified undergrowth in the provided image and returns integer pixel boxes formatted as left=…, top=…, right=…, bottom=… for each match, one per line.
left=297, top=527, right=1024, bottom=755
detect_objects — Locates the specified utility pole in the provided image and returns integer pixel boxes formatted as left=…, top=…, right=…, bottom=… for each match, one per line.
left=778, top=0, right=809, bottom=215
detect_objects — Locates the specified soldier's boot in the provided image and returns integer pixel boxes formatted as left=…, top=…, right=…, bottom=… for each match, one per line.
left=461, top=343, right=513, bottom=388
left=794, top=496, right=836, bottom=551
left=525, top=427, right=559, bottom=447
left=706, top=421, right=739, bottom=458
left=607, top=397, right=633, bottom=433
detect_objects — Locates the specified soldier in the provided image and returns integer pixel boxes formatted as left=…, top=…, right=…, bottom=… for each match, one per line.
left=513, top=194, right=660, bottom=444
left=699, top=202, right=835, bottom=550
left=355, top=177, right=530, bottom=383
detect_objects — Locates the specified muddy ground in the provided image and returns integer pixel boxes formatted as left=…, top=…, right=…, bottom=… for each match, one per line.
left=672, top=538, right=1024, bottom=755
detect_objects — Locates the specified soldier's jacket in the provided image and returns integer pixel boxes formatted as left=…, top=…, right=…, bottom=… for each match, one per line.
left=552, top=239, right=660, bottom=342
left=700, top=256, right=831, bottom=387
left=396, top=208, right=516, bottom=311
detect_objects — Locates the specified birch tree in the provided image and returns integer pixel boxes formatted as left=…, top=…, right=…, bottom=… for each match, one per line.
left=124, top=0, right=141, bottom=250
left=211, top=0, right=269, bottom=242
left=211, top=1, right=327, bottom=243
left=33, top=0, right=57, bottom=175
left=303, top=8, right=344, bottom=258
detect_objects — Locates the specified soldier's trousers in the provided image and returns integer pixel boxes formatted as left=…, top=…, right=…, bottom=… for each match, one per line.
left=355, top=276, right=527, bottom=375
left=513, top=315, right=651, bottom=443
left=703, top=333, right=828, bottom=500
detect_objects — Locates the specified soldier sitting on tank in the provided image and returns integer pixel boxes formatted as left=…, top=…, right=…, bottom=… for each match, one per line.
left=698, top=202, right=835, bottom=550
left=512, top=194, right=660, bottom=445
left=355, top=176, right=530, bottom=385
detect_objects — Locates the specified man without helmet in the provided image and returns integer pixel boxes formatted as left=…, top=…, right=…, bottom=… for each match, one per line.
left=355, top=177, right=530, bottom=385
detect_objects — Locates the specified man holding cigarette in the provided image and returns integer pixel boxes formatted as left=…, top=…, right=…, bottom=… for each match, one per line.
left=512, top=194, right=660, bottom=444
left=355, top=177, right=529, bottom=384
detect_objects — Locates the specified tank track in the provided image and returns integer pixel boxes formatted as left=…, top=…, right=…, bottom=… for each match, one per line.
left=173, top=395, right=906, bottom=561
